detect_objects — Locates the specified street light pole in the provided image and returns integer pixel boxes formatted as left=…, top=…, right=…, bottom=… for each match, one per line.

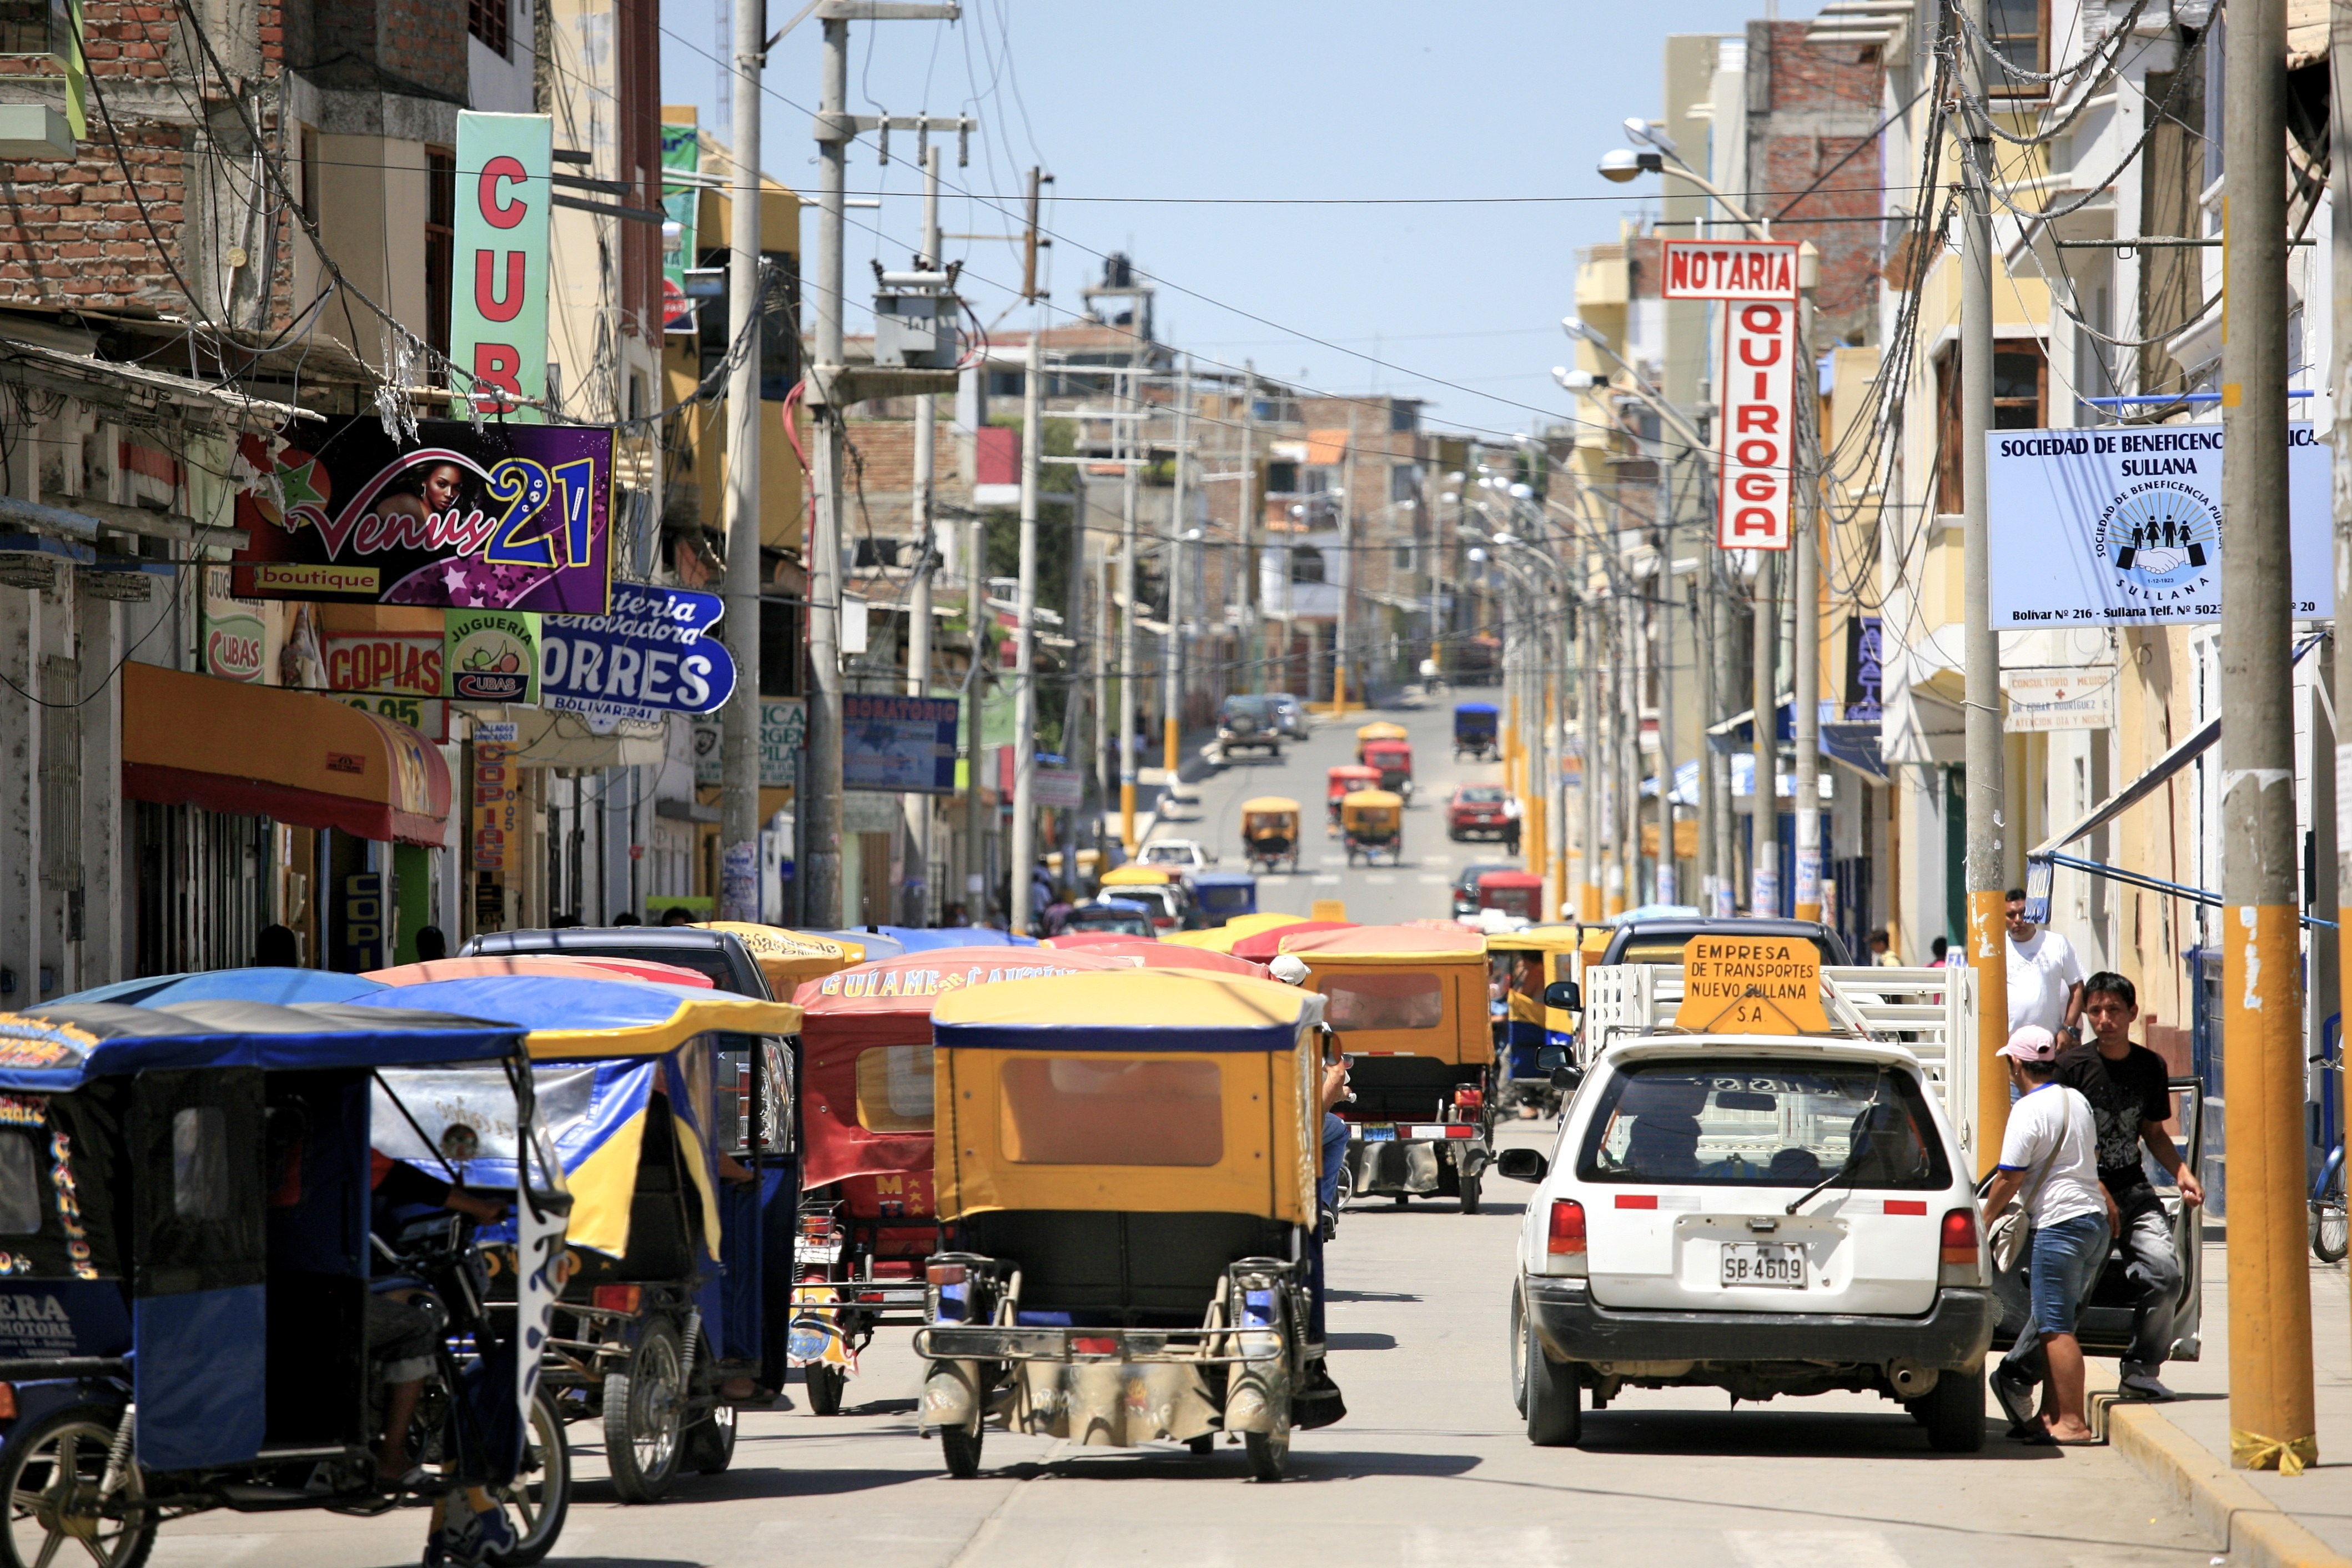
left=1792, top=244, right=1823, bottom=926
left=1165, top=355, right=1191, bottom=778
left=717, top=0, right=766, bottom=923
left=1008, top=321, right=1043, bottom=933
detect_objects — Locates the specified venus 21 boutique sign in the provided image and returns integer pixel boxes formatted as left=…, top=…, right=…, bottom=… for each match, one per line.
left=1984, top=424, right=2330, bottom=626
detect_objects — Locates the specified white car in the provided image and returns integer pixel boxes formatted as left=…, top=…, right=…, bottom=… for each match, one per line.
left=1139, top=838, right=1214, bottom=873
left=1495, top=1034, right=1994, bottom=1452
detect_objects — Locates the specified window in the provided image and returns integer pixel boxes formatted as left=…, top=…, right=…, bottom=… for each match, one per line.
left=0, top=1132, right=41, bottom=1235
left=0, top=1, right=53, bottom=52
left=1576, top=1060, right=1950, bottom=1189
left=1321, top=972, right=1444, bottom=1031
left=299, top=125, right=320, bottom=224
left=1393, top=544, right=1415, bottom=571
left=1390, top=463, right=1420, bottom=503
left=998, top=1057, right=1223, bottom=1165
left=172, top=1107, right=230, bottom=1222
left=1265, top=461, right=1299, bottom=495
left=1389, top=401, right=1419, bottom=434
left=1983, top=0, right=2048, bottom=94
left=856, top=1045, right=934, bottom=1133
left=425, top=147, right=456, bottom=364
left=1934, top=344, right=2045, bottom=512
left=469, top=0, right=510, bottom=57
left=1288, top=548, right=1326, bottom=585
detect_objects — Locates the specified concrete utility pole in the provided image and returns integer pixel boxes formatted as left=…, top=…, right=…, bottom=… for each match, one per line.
left=1792, top=245, right=1822, bottom=924
left=1164, top=355, right=1191, bottom=776
left=1957, top=0, right=2009, bottom=1170
left=716, top=0, right=766, bottom=922
left=1240, top=362, right=1261, bottom=693
left=963, top=506, right=986, bottom=917
left=903, top=143, right=942, bottom=919
left=1336, top=408, right=1356, bottom=712
left=2221, top=0, right=2313, bottom=1471
left=1008, top=320, right=1043, bottom=933
left=1750, top=557, right=1777, bottom=916
left=1710, top=552, right=1735, bottom=916
left=1582, top=584, right=1603, bottom=921
left=1119, top=366, right=1140, bottom=853
left=1656, top=472, right=1677, bottom=908
left=2333, top=0, right=2352, bottom=1443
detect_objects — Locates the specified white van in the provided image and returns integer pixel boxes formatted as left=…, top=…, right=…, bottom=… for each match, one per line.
left=1497, top=1034, right=1996, bottom=1451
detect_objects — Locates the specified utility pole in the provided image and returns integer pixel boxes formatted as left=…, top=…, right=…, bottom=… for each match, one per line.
left=716, top=0, right=766, bottom=922
left=1957, top=0, right=2009, bottom=1172
left=903, top=142, right=942, bottom=921
left=1008, top=318, right=1043, bottom=933
left=1617, top=590, right=1639, bottom=912
left=963, top=505, right=986, bottom=920
left=1164, top=355, right=1191, bottom=777
left=1656, top=468, right=1678, bottom=909
left=2333, top=0, right=2352, bottom=1436
left=1750, top=557, right=1777, bottom=916
left=2222, top=0, right=2312, bottom=1470
left=1581, top=582, right=1603, bottom=921
left=1792, top=244, right=1822, bottom=925
left=1335, top=408, right=1356, bottom=713
left=1709, top=552, right=1735, bottom=916
left=1119, top=364, right=1140, bottom=854
left=1240, top=362, right=1261, bottom=693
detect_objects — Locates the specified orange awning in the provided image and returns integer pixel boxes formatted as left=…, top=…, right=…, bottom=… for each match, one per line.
left=123, top=661, right=451, bottom=845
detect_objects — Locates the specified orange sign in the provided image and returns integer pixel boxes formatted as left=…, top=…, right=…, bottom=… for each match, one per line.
left=1673, top=934, right=1828, bottom=1034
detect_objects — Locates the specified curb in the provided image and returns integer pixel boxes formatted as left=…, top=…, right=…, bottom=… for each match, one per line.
left=2104, top=1401, right=2352, bottom=1568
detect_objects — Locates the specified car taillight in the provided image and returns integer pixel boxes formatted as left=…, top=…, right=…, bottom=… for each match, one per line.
left=1939, top=1208, right=1981, bottom=1284
left=1546, top=1198, right=1587, bottom=1264
left=592, top=1284, right=642, bottom=1315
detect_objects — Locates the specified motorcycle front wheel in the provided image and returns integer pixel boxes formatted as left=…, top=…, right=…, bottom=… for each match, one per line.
left=487, top=1388, right=571, bottom=1565
left=0, top=1405, right=154, bottom=1568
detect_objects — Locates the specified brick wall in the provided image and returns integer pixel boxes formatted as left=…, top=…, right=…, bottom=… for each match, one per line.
left=376, top=0, right=466, bottom=101
left=1748, top=19, right=1886, bottom=346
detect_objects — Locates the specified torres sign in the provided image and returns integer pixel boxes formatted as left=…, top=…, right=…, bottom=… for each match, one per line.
left=1672, top=934, right=1828, bottom=1034
left=1659, top=238, right=1800, bottom=551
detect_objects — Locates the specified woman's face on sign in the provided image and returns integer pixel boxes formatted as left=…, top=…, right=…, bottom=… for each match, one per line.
left=421, top=463, right=463, bottom=512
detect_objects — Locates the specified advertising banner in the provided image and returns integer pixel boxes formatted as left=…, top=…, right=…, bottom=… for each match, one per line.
left=231, top=417, right=614, bottom=611
left=199, top=566, right=278, bottom=684
left=445, top=610, right=541, bottom=704
left=660, top=121, right=700, bottom=335
left=695, top=698, right=806, bottom=788
left=2003, top=669, right=2119, bottom=732
left=473, top=736, right=520, bottom=921
left=1985, top=424, right=2330, bottom=626
left=324, top=631, right=443, bottom=698
left=845, top=694, right=961, bottom=795
left=542, top=583, right=737, bottom=732
left=451, top=111, right=553, bottom=419
left=1659, top=238, right=1800, bottom=301
left=1717, top=298, right=1797, bottom=550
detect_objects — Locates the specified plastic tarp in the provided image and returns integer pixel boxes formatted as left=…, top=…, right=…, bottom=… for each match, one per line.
left=52, top=968, right=389, bottom=1008
left=695, top=923, right=865, bottom=989
left=877, top=926, right=1041, bottom=952
left=349, top=974, right=802, bottom=1059
left=369, top=955, right=715, bottom=989
left=1, top=1000, right=525, bottom=1089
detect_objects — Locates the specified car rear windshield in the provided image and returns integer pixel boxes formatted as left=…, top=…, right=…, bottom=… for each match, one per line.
left=1459, top=787, right=1505, bottom=803
left=1222, top=697, right=1270, bottom=717
left=1576, top=1059, right=1949, bottom=1190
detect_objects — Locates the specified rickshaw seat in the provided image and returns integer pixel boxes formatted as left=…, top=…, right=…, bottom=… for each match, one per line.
left=962, top=1210, right=1286, bottom=1324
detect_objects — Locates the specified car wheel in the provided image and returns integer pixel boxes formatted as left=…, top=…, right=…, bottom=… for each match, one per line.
left=603, top=1316, right=686, bottom=1502
left=1516, top=1294, right=1581, bottom=1447
left=1914, top=1368, right=1988, bottom=1453
left=941, top=1424, right=984, bottom=1479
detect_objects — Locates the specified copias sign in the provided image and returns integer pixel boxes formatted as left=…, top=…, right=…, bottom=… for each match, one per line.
left=452, top=112, right=552, bottom=421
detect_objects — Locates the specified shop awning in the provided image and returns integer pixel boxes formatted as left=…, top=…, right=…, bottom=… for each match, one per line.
left=123, top=661, right=451, bottom=845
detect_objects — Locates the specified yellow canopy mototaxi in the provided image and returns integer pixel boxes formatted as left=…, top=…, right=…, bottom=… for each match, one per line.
left=699, top=922, right=866, bottom=991
left=1339, top=788, right=1404, bottom=867
left=912, top=970, right=1339, bottom=1480
left=1275, top=923, right=1496, bottom=1212
left=1353, top=721, right=1408, bottom=763
left=1240, top=796, right=1302, bottom=874
left=1485, top=926, right=1586, bottom=1115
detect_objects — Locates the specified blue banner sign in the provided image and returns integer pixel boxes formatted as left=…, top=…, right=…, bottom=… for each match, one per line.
left=542, top=582, right=736, bottom=732
left=845, top=693, right=961, bottom=795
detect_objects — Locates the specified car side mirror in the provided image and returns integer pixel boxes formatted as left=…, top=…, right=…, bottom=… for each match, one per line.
left=1495, top=1147, right=1549, bottom=1184
left=1543, top=979, right=1581, bottom=1012
left=1550, top=1064, right=1583, bottom=1092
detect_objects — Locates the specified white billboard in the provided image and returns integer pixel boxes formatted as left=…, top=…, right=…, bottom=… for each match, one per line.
left=1985, top=423, right=2330, bottom=626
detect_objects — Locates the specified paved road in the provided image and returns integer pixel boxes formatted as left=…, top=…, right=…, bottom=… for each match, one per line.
left=155, top=701, right=2219, bottom=1566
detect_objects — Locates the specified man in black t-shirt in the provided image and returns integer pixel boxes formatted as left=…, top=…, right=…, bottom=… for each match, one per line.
left=2054, top=971, right=2204, bottom=1399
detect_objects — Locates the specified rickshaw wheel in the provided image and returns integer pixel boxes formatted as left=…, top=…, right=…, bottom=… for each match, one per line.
left=940, top=1424, right=984, bottom=1479
left=1459, top=1173, right=1483, bottom=1215
left=1185, top=1434, right=1215, bottom=1456
left=486, top=1388, right=571, bottom=1565
left=1244, top=1420, right=1290, bottom=1481
left=0, top=1406, right=154, bottom=1568
left=602, top=1316, right=686, bottom=1503
left=683, top=1403, right=737, bottom=1474
left=803, top=1363, right=847, bottom=1416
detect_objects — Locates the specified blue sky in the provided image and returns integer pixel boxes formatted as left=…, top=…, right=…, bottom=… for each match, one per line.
left=658, top=2, right=1821, bottom=441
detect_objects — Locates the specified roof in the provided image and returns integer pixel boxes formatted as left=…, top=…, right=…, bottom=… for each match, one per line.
left=797, top=947, right=1135, bottom=1013
left=55, top=967, right=386, bottom=1008
left=1341, top=790, right=1404, bottom=807
left=1191, top=871, right=1258, bottom=887
left=1278, top=923, right=1485, bottom=960
left=932, top=969, right=1325, bottom=1048
left=1100, top=866, right=1174, bottom=886
left=1478, top=871, right=1544, bottom=889
left=875, top=926, right=1041, bottom=951
left=1036, top=938, right=1267, bottom=977
left=352, top=976, right=804, bottom=1059
left=1454, top=702, right=1499, bottom=716
left=4, top=999, right=523, bottom=1089
left=1356, top=722, right=1409, bottom=740
left=368, top=955, right=715, bottom=988
left=1240, top=797, right=1303, bottom=813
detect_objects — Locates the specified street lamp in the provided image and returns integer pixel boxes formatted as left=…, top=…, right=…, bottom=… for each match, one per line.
left=1594, top=117, right=1767, bottom=237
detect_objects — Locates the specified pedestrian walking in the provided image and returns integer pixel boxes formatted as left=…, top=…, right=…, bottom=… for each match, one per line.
left=2057, top=971, right=2201, bottom=1398
left=1868, top=928, right=1898, bottom=966
left=2004, top=888, right=2086, bottom=1044
left=1982, top=1025, right=2114, bottom=1444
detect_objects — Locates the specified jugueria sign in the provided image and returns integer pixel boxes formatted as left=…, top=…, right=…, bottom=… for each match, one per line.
left=452, top=111, right=552, bottom=420
left=1659, top=238, right=1801, bottom=552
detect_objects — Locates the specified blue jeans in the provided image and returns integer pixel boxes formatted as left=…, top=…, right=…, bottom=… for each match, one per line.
left=1998, top=1211, right=2111, bottom=1377
left=1320, top=1113, right=1349, bottom=1209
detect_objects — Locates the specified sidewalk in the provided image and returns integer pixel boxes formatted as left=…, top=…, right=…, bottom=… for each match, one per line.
left=2100, top=1240, right=2352, bottom=1568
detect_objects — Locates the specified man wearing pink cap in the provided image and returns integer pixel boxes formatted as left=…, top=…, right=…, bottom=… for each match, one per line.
left=1980, top=1025, right=2114, bottom=1443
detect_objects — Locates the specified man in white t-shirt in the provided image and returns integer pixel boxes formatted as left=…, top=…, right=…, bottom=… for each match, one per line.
left=1981, top=1026, right=2114, bottom=1444
left=2006, top=889, right=2087, bottom=1047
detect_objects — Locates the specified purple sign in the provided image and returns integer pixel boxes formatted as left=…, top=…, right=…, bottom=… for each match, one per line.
left=230, top=418, right=614, bottom=613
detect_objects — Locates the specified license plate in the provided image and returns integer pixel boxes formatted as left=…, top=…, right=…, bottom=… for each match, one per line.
left=1363, top=1125, right=1396, bottom=1142
left=1721, top=1242, right=1806, bottom=1288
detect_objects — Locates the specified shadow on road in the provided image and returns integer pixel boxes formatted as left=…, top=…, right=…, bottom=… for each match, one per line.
left=1569, top=1408, right=2060, bottom=1463
left=1327, top=1331, right=1399, bottom=1351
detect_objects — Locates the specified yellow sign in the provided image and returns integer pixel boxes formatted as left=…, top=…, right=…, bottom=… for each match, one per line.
left=1673, top=935, right=1829, bottom=1034
left=1311, top=899, right=1348, bottom=922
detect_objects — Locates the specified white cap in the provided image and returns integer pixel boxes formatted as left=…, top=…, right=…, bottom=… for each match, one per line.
left=1268, top=954, right=1310, bottom=986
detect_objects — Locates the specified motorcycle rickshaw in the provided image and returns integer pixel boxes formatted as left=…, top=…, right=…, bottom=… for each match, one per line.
left=1340, top=789, right=1405, bottom=867
left=358, top=975, right=802, bottom=1503
left=368, top=954, right=717, bottom=988
left=1453, top=702, right=1499, bottom=761
left=1275, top=923, right=1495, bottom=1212
left=1190, top=871, right=1260, bottom=926
left=699, top=923, right=866, bottom=990
left=1164, top=912, right=1320, bottom=955
left=1353, top=721, right=1408, bottom=763
left=788, top=948, right=1136, bottom=1414
left=0, top=996, right=574, bottom=1568
left=1363, top=736, right=1415, bottom=799
left=1476, top=869, right=1544, bottom=922
left=1484, top=927, right=1585, bottom=1115
left=1240, top=797, right=1303, bottom=874
left=913, top=969, right=1339, bottom=1480
left=1325, top=765, right=1380, bottom=831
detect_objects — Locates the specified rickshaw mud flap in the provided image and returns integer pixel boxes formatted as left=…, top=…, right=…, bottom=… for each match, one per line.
left=912, top=1326, right=1288, bottom=1365
left=1011, top=1360, right=1223, bottom=1447
left=919, top=1359, right=984, bottom=1435
left=1346, top=1138, right=1489, bottom=1194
